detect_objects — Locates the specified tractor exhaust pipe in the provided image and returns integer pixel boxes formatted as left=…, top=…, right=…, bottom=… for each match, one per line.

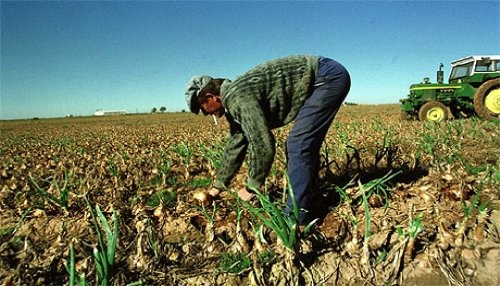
left=437, top=63, right=444, bottom=84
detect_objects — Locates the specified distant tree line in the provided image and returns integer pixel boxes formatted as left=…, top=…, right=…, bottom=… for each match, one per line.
left=151, top=107, right=167, bottom=113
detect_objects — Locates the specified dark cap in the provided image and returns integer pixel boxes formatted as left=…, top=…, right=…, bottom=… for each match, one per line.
left=185, top=75, right=213, bottom=114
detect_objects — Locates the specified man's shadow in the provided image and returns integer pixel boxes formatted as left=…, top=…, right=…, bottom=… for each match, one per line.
left=307, top=162, right=429, bottom=227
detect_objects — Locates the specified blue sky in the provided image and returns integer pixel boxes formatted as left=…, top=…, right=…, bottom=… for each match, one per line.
left=1, top=0, right=499, bottom=120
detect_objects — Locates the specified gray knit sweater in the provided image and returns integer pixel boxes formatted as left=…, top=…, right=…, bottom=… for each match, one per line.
left=215, top=55, right=319, bottom=189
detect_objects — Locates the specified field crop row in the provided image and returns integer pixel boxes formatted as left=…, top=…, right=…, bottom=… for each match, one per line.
left=0, top=105, right=499, bottom=285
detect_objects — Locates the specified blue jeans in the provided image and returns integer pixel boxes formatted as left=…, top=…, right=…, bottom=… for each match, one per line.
left=285, top=57, right=351, bottom=224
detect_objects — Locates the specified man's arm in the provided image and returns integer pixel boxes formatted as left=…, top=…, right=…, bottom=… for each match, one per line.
left=228, top=96, right=275, bottom=189
left=213, top=114, right=248, bottom=189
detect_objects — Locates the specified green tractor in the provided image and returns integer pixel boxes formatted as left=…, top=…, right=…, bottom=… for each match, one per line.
left=400, top=55, right=500, bottom=122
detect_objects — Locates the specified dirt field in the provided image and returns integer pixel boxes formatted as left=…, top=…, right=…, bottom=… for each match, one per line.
left=1, top=104, right=499, bottom=285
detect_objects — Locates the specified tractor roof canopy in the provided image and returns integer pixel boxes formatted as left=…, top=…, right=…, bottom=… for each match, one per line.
left=449, top=55, right=500, bottom=81
left=451, top=55, right=500, bottom=67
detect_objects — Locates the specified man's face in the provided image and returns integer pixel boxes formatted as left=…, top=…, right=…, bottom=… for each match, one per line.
left=199, top=94, right=225, bottom=117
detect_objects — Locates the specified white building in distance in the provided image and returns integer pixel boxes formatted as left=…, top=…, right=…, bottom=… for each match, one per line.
left=94, top=109, right=127, bottom=116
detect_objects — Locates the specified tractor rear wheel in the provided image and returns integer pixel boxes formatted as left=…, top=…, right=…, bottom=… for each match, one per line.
left=418, top=101, right=450, bottom=122
left=474, top=78, right=500, bottom=120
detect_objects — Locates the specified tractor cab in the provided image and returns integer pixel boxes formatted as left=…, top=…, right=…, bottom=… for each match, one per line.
left=449, top=56, right=500, bottom=86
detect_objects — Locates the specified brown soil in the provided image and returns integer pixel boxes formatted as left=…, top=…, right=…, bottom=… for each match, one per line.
left=1, top=105, right=499, bottom=285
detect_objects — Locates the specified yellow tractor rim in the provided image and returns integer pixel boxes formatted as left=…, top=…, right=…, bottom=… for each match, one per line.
left=484, top=88, right=500, bottom=114
left=427, top=107, right=445, bottom=121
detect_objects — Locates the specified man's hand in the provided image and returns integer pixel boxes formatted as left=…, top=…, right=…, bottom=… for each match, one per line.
left=208, top=187, right=221, bottom=197
left=237, top=187, right=255, bottom=202
left=207, top=185, right=255, bottom=202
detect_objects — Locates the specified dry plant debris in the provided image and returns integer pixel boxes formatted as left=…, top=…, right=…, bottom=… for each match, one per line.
left=0, top=105, right=499, bottom=285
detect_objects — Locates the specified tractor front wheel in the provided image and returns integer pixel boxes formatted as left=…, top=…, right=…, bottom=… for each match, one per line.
left=418, top=101, right=450, bottom=123
left=474, top=78, right=500, bottom=120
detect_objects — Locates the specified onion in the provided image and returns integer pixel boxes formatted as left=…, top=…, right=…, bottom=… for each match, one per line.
left=193, top=191, right=211, bottom=206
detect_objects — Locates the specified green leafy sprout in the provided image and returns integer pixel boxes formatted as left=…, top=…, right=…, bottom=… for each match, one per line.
left=29, top=172, right=73, bottom=210
left=240, top=172, right=317, bottom=250
left=218, top=251, right=252, bottom=275
left=85, top=196, right=119, bottom=286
